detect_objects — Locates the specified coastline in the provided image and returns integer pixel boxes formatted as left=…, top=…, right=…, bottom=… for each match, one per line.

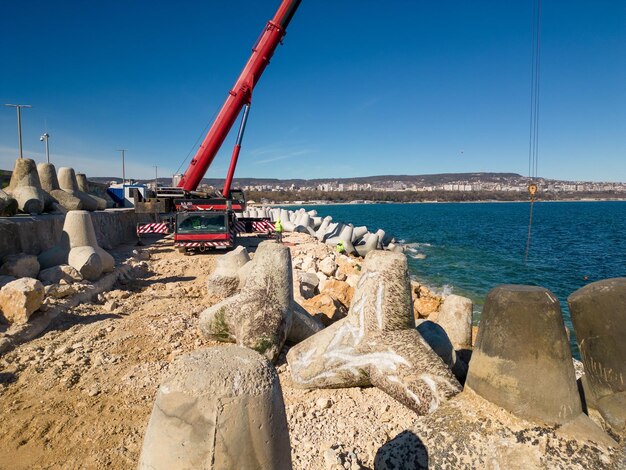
left=265, top=198, right=626, bottom=207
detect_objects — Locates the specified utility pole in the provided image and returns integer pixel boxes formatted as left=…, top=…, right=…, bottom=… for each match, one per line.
left=4, top=104, right=32, bottom=159
left=116, top=149, right=127, bottom=185
left=153, top=165, right=158, bottom=190
left=40, top=132, right=50, bottom=163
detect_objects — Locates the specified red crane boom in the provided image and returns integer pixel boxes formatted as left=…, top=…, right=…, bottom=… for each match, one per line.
left=177, top=0, right=302, bottom=194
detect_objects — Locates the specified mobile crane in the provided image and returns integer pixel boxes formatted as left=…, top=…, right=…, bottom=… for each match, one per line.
left=163, top=0, right=302, bottom=252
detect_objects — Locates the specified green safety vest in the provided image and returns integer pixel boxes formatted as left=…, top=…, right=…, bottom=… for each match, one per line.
left=275, top=220, right=283, bottom=233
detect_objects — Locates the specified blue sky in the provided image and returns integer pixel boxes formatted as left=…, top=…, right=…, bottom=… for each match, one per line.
left=1, top=1, right=624, bottom=182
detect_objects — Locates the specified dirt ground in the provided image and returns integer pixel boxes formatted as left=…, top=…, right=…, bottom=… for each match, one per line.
left=0, top=235, right=416, bottom=470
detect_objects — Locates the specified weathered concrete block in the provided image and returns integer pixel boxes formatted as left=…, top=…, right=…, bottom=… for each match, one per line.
left=206, top=246, right=250, bottom=299
left=436, top=294, right=473, bottom=351
left=68, top=246, right=102, bottom=281
left=76, top=173, right=107, bottom=210
left=416, top=319, right=468, bottom=383
left=288, top=302, right=325, bottom=344
left=0, top=277, right=44, bottom=324
left=6, top=158, right=47, bottom=215
left=466, top=285, right=581, bottom=425
left=0, top=253, right=40, bottom=279
left=64, top=211, right=115, bottom=275
left=199, top=242, right=293, bottom=362
left=568, top=278, right=626, bottom=435
left=37, top=163, right=83, bottom=211
left=288, top=251, right=461, bottom=415
left=57, top=167, right=98, bottom=211
left=138, top=346, right=292, bottom=470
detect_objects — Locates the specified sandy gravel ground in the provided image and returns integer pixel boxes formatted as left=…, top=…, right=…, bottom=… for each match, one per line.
left=0, top=235, right=417, bottom=470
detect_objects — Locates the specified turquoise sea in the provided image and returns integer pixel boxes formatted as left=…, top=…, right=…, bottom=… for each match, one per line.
left=301, top=201, right=626, bottom=356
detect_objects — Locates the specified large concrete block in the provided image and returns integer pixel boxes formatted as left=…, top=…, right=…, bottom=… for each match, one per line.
left=569, top=278, right=626, bottom=435
left=288, top=251, right=461, bottom=415
left=6, top=158, right=47, bottom=215
left=0, top=253, right=40, bottom=279
left=199, top=241, right=293, bottom=362
left=138, top=346, right=292, bottom=470
left=57, top=167, right=98, bottom=211
left=37, top=163, right=83, bottom=211
left=76, top=173, right=107, bottom=210
left=63, top=211, right=115, bottom=279
left=466, top=285, right=582, bottom=425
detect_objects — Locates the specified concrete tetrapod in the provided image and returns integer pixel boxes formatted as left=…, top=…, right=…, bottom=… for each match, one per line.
left=6, top=158, right=48, bottom=215
left=568, top=278, right=626, bottom=436
left=63, top=210, right=115, bottom=280
left=199, top=241, right=293, bottom=362
left=354, top=233, right=379, bottom=257
left=287, top=251, right=462, bottom=415
left=57, top=167, right=99, bottom=211
left=465, top=285, right=585, bottom=425
left=138, top=346, right=292, bottom=470
left=75, top=173, right=107, bottom=210
left=206, top=246, right=251, bottom=299
left=37, top=163, right=84, bottom=211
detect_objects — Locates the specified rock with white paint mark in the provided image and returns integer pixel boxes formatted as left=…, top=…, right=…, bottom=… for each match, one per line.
left=287, top=250, right=461, bottom=415
left=199, top=241, right=293, bottom=362
left=568, top=278, right=626, bottom=436
left=138, top=345, right=292, bottom=470
left=0, top=277, right=45, bottom=324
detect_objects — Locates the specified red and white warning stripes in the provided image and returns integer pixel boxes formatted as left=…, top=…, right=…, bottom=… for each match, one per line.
left=234, top=218, right=275, bottom=233
left=137, top=223, right=169, bottom=235
left=175, top=241, right=231, bottom=248
left=252, top=220, right=274, bottom=232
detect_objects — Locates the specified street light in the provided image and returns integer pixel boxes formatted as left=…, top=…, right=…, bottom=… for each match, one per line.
left=4, top=104, right=32, bottom=159
left=116, top=149, right=127, bottom=185
left=39, top=132, right=50, bottom=163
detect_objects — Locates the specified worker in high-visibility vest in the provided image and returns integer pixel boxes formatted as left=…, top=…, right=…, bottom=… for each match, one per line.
left=275, top=218, right=283, bottom=244
left=336, top=239, right=345, bottom=254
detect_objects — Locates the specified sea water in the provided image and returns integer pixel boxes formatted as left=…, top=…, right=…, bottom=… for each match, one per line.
left=299, top=201, right=626, bottom=357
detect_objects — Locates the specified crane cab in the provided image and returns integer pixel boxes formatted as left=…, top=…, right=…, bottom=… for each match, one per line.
left=174, top=210, right=236, bottom=252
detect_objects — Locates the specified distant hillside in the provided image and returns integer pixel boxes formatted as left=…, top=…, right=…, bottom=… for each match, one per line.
left=90, top=172, right=525, bottom=187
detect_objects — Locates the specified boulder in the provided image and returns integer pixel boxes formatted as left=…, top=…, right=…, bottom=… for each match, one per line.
left=288, top=251, right=461, bottom=415
left=38, top=265, right=82, bottom=285
left=321, top=278, right=354, bottom=310
left=436, top=294, right=473, bottom=351
left=38, top=244, right=70, bottom=270
left=0, top=277, right=45, bottom=324
left=199, top=242, right=293, bottom=362
left=466, top=285, right=581, bottom=425
left=302, top=293, right=347, bottom=326
left=0, top=253, right=40, bottom=279
left=568, top=278, right=626, bottom=436
left=206, top=246, right=250, bottom=299
left=299, top=271, right=320, bottom=300
left=138, top=346, right=292, bottom=470
left=318, top=257, right=337, bottom=277
left=0, top=189, right=18, bottom=216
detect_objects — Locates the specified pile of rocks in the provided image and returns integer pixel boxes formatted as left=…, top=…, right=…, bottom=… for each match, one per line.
left=0, top=157, right=112, bottom=216
left=0, top=210, right=118, bottom=327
